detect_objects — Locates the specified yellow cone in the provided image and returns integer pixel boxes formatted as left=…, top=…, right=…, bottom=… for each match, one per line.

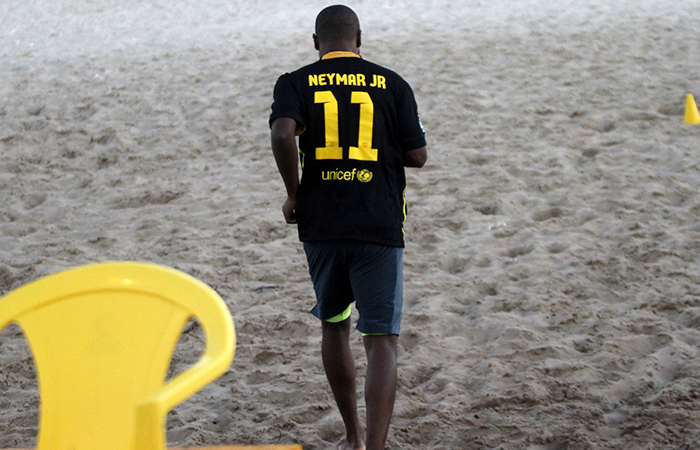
left=685, top=93, right=700, bottom=125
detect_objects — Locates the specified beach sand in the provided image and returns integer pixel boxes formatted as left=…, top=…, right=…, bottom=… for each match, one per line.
left=1, top=0, right=700, bottom=448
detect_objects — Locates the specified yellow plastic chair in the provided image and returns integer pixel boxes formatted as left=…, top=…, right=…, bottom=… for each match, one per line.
left=0, top=262, right=237, bottom=450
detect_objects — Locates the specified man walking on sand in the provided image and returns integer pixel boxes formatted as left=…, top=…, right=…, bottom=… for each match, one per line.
left=269, top=5, right=427, bottom=449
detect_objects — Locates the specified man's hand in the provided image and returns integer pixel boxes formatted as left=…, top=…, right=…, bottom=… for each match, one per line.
left=283, top=195, right=297, bottom=224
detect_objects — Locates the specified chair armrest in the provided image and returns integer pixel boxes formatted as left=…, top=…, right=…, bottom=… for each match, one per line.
left=132, top=312, right=234, bottom=450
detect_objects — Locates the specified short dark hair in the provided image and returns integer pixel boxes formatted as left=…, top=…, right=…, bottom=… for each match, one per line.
left=315, top=5, right=360, bottom=42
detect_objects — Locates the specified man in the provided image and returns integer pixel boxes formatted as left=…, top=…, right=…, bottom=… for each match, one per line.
left=269, top=5, right=427, bottom=450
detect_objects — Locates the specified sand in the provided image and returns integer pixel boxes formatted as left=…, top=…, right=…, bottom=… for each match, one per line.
left=2, top=0, right=700, bottom=448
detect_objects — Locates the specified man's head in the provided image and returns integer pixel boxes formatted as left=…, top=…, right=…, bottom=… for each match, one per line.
left=313, top=5, right=361, bottom=54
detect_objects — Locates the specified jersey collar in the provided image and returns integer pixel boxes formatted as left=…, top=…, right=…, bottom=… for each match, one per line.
left=321, top=51, right=361, bottom=60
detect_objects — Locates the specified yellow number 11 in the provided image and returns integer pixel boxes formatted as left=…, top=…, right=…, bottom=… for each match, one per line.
left=314, top=91, right=378, bottom=162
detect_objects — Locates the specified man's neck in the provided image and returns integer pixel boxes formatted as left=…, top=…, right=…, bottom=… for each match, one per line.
left=318, top=42, right=359, bottom=58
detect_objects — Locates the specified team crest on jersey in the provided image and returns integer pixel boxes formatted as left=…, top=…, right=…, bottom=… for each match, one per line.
left=357, top=169, right=373, bottom=183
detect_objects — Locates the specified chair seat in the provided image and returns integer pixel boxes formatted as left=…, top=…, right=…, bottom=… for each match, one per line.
left=8, top=447, right=303, bottom=450
left=173, top=447, right=302, bottom=450
left=174, top=447, right=302, bottom=449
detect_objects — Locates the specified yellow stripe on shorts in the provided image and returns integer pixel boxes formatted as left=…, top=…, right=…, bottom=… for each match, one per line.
left=325, top=305, right=352, bottom=323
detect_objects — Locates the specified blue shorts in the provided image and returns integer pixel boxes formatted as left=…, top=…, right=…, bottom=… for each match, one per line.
left=303, top=241, right=403, bottom=335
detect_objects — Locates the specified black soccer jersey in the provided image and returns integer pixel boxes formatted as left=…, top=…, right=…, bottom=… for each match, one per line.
left=270, top=52, right=426, bottom=247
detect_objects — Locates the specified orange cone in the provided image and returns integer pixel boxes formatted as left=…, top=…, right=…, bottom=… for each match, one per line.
left=685, top=93, right=700, bottom=125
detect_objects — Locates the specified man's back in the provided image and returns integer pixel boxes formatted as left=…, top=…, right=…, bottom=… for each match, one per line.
left=270, top=52, right=426, bottom=247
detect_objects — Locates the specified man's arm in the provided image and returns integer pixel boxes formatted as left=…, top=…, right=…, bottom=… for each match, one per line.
left=270, top=117, right=300, bottom=224
left=404, top=146, right=427, bottom=168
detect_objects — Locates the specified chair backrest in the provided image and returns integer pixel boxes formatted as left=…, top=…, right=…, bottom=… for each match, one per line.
left=0, top=262, right=235, bottom=450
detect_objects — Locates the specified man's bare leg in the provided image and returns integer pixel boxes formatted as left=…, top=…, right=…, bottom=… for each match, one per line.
left=363, top=334, right=398, bottom=450
left=322, top=319, right=366, bottom=450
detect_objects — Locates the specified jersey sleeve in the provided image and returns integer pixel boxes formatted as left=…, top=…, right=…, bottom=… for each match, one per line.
left=395, top=80, right=427, bottom=151
left=269, top=73, right=305, bottom=129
